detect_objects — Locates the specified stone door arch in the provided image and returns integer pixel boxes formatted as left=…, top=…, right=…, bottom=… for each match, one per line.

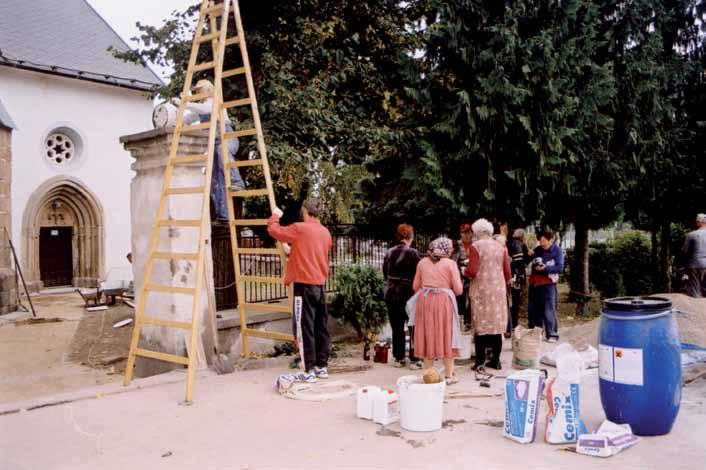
left=22, top=176, right=104, bottom=289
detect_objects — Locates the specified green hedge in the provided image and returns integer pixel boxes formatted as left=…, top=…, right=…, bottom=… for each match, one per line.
left=590, top=230, right=654, bottom=297
left=330, top=265, right=388, bottom=340
left=566, top=230, right=655, bottom=298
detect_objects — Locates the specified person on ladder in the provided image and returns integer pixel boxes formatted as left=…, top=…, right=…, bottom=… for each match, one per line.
left=171, top=79, right=246, bottom=222
left=268, top=199, right=333, bottom=379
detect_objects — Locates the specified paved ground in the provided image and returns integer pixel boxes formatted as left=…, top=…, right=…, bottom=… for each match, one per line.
left=1, top=344, right=705, bottom=470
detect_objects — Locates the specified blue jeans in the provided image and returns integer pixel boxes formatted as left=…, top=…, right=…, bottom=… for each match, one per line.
left=200, top=114, right=244, bottom=220
left=528, top=283, right=558, bottom=339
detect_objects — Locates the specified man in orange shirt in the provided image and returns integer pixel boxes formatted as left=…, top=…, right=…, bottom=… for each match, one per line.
left=268, top=199, right=333, bottom=378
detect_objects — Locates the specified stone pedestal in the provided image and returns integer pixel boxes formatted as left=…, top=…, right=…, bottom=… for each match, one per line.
left=0, top=127, right=17, bottom=314
left=120, top=127, right=216, bottom=377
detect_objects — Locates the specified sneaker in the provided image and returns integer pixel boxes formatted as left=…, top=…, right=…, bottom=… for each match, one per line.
left=393, top=359, right=407, bottom=368
left=314, top=366, right=329, bottom=379
left=408, top=361, right=423, bottom=370
left=485, top=360, right=502, bottom=371
left=547, top=337, right=558, bottom=344
left=299, top=371, right=318, bottom=383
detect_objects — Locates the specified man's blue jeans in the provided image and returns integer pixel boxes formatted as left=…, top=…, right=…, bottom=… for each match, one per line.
left=528, top=283, right=559, bottom=339
left=201, top=114, right=245, bottom=220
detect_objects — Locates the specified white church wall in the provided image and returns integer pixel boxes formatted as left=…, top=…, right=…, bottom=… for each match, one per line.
left=0, top=66, right=154, bottom=279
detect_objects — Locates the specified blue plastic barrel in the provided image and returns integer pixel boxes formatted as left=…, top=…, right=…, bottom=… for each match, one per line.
left=598, top=297, right=681, bottom=436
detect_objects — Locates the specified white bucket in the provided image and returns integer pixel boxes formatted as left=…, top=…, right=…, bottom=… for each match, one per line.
left=457, top=334, right=474, bottom=360
left=396, top=375, right=446, bottom=432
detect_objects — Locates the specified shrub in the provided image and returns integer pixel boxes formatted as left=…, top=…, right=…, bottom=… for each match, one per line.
left=331, top=265, right=388, bottom=341
left=589, top=242, right=624, bottom=298
left=611, top=230, right=653, bottom=295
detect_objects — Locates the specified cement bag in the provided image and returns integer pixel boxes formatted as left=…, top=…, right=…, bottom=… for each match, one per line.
left=503, top=369, right=546, bottom=444
left=545, top=349, right=588, bottom=444
left=512, top=326, right=543, bottom=369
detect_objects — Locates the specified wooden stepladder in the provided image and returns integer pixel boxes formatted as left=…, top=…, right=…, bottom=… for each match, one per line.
left=124, top=0, right=294, bottom=403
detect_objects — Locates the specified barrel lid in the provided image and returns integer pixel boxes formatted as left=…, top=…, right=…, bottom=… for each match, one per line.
left=603, top=296, right=672, bottom=311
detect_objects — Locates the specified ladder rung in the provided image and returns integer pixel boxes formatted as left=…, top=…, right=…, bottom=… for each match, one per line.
left=223, top=67, right=246, bottom=78
left=197, top=31, right=220, bottom=43
left=157, top=220, right=202, bottom=227
left=164, top=186, right=206, bottom=195
left=223, top=98, right=252, bottom=109
left=229, top=189, right=269, bottom=198
left=185, top=91, right=213, bottom=102
left=193, top=61, right=215, bottom=72
left=135, top=348, right=190, bottom=365
left=228, top=159, right=263, bottom=168
left=141, top=316, right=193, bottom=330
left=239, top=275, right=285, bottom=284
left=243, top=329, right=294, bottom=342
left=224, top=128, right=257, bottom=140
left=153, top=252, right=199, bottom=261
left=172, top=155, right=208, bottom=165
left=205, top=2, right=234, bottom=16
left=235, top=248, right=282, bottom=255
left=146, top=284, right=197, bottom=295
left=181, top=122, right=211, bottom=133
left=232, top=219, right=268, bottom=226
left=242, top=303, right=292, bottom=314
left=225, top=36, right=240, bottom=46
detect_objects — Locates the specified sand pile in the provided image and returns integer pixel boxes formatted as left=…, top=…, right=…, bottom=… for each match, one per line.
left=561, top=293, right=706, bottom=348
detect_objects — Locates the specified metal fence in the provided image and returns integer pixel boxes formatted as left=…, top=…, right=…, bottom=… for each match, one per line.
left=211, top=224, right=438, bottom=310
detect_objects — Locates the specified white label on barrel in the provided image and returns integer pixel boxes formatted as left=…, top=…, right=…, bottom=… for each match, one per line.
left=599, top=344, right=644, bottom=386
left=599, top=344, right=614, bottom=381
left=613, top=347, right=643, bottom=386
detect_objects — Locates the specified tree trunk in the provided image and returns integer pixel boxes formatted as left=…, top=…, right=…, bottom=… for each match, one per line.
left=658, top=220, right=672, bottom=292
left=651, top=222, right=659, bottom=288
left=570, top=216, right=590, bottom=316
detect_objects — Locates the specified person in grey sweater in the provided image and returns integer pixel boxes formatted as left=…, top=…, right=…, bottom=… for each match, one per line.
left=682, top=213, right=706, bottom=298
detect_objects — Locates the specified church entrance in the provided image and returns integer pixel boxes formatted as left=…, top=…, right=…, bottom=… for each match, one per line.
left=22, top=176, right=104, bottom=290
left=39, top=227, right=73, bottom=287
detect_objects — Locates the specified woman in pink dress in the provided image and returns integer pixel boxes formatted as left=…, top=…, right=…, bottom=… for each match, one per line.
left=412, top=237, right=464, bottom=384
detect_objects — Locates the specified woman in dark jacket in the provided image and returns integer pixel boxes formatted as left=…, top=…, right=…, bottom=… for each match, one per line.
left=383, top=224, right=422, bottom=368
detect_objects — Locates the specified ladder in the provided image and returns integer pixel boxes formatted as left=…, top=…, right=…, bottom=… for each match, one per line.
left=124, top=0, right=294, bottom=403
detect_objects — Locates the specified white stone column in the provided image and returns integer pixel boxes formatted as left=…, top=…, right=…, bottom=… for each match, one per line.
left=120, top=127, right=216, bottom=378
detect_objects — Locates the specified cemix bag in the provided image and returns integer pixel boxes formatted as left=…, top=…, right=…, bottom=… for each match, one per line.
left=545, top=349, right=588, bottom=444
left=512, top=326, right=543, bottom=369
left=503, top=369, right=545, bottom=444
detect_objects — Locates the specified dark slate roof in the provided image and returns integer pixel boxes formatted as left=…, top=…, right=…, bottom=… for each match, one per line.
left=0, top=0, right=163, bottom=91
left=0, top=98, right=17, bottom=130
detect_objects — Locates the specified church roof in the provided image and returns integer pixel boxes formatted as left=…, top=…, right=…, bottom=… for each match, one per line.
left=0, top=98, right=17, bottom=130
left=0, top=0, right=163, bottom=92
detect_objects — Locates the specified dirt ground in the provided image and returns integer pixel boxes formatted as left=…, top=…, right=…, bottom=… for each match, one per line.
left=0, top=294, right=128, bottom=404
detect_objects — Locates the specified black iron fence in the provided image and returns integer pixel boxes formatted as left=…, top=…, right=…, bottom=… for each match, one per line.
left=212, top=224, right=439, bottom=310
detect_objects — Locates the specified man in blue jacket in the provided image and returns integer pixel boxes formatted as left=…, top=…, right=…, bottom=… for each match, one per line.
left=528, top=228, right=564, bottom=342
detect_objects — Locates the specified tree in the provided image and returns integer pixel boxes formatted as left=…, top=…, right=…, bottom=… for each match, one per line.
left=115, top=0, right=422, bottom=224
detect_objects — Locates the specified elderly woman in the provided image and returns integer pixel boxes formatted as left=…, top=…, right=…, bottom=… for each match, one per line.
left=465, top=219, right=511, bottom=370
left=410, top=238, right=463, bottom=384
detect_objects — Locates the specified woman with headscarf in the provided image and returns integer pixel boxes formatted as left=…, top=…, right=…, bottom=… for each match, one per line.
left=410, top=237, right=463, bottom=384
left=465, top=219, right=511, bottom=370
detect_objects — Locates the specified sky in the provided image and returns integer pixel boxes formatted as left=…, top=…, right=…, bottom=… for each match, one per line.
left=87, top=0, right=199, bottom=81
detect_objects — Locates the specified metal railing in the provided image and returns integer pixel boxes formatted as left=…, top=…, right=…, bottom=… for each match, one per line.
left=211, top=224, right=438, bottom=310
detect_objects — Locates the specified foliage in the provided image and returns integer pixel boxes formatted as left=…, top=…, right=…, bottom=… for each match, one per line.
left=331, top=265, right=388, bottom=340
left=588, top=231, right=653, bottom=297
left=587, top=242, right=624, bottom=299
left=114, top=0, right=423, bottom=224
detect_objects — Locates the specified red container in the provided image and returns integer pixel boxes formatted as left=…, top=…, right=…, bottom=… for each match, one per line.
left=374, top=343, right=389, bottom=363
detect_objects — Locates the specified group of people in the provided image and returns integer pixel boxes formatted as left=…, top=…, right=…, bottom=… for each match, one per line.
left=264, top=198, right=566, bottom=384
left=383, top=221, right=564, bottom=384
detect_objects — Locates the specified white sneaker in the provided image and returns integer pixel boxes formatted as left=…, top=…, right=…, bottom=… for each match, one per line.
left=547, top=337, right=558, bottom=344
left=314, top=366, right=329, bottom=379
